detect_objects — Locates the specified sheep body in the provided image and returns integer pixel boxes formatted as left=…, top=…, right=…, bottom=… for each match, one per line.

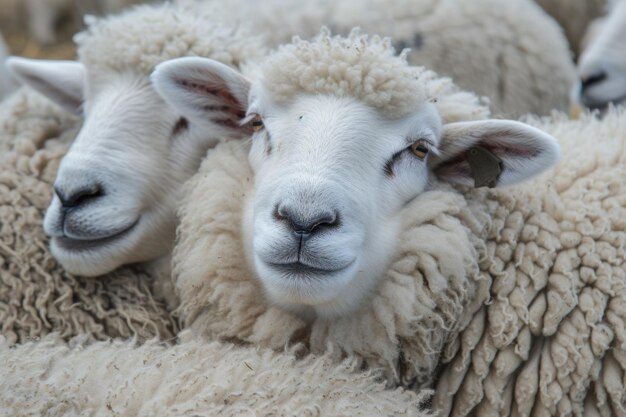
left=215, top=0, right=576, bottom=117
left=0, top=88, right=177, bottom=345
left=171, top=32, right=626, bottom=416
left=0, top=333, right=432, bottom=417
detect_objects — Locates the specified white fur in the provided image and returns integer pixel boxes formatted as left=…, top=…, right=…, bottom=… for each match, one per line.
left=7, top=3, right=264, bottom=276
left=7, top=60, right=213, bottom=276
left=575, top=0, right=626, bottom=110
left=154, top=32, right=561, bottom=317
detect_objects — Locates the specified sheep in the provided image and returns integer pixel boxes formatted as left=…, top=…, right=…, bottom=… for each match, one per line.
left=212, top=0, right=577, bottom=117
left=0, top=87, right=177, bottom=345
left=7, top=2, right=265, bottom=283
left=0, top=332, right=433, bottom=417
left=573, top=0, right=626, bottom=111
left=153, top=30, right=626, bottom=416
left=1, top=0, right=267, bottom=343
left=7, top=0, right=573, bottom=284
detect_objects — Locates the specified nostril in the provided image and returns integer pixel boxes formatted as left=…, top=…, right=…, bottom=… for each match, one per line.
left=274, top=205, right=287, bottom=221
left=55, top=184, right=103, bottom=208
left=306, top=212, right=338, bottom=233
left=581, top=71, right=607, bottom=93
left=275, top=204, right=340, bottom=235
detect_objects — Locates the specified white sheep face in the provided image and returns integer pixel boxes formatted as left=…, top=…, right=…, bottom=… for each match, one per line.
left=153, top=57, right=561, bottom=318
left=575, top=0, right=626, bottom=110
left=7, top=58, right=224, bottom=276
left=243, top=93, right=441, bottom=314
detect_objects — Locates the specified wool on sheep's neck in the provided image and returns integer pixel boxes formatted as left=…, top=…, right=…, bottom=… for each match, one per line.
left=173, top=139, right=489, bottom=387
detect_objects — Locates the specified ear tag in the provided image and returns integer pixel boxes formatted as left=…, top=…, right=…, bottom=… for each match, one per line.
left=467, top=147, right=503, bottom=188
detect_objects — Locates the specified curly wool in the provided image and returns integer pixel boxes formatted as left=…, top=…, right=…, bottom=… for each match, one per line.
left=434, top=109, right=626, bottom=417
left=0, top=333, right=433, bottom=417
left=262, top=29, right=427, bottom=118
left=261, top=29, right=489, bottom=122
left=174, top=100, right=626, bottom=417
left=0, top=89, right=176, bottom=345
left=75, top=1, right=264, bottom=77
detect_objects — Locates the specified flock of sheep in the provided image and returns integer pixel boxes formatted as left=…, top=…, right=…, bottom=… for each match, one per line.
left=0, top=0, right=625, bottom=416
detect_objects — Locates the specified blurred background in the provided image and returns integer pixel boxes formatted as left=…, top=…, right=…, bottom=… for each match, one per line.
left=0, top=0, right=151, bottom=60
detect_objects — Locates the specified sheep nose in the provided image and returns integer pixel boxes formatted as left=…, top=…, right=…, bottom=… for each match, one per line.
left=55, top=183, right=103, bottom=209
left=580, top=71, right=607, bottom=94
left=274, top=204, right=339, bottom=237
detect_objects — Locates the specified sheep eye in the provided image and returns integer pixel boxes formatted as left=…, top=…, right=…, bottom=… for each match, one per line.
left=250, top=114, right=264, bottom=132
left=411, top=139, right=429, bottom=160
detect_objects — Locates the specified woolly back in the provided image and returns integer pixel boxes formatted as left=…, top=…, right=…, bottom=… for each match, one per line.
left=75, top=2, right=265, bottom=76
left=260, top=28, right=490, bottom=122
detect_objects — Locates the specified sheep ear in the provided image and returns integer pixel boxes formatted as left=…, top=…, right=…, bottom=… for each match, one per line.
left=430, top=120, right=562, bottom=187
left=151, top=57, right=252, bottom=137
left=6, top=57, right=85, bottom=115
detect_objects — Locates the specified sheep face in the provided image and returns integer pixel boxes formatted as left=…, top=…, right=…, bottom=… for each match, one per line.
left=7, top=59, right=222, bottom=276
left=575, top=0, right=626, bottom=110
left=240, top=93, right=441, bottom=315
left=153, top=53, right=561, bottom=317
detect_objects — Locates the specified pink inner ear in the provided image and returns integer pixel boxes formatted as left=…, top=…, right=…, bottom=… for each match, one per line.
left=482, top=140, right=540, bottom=158
left=434, top=152, right=471, bottom=179
left=176, top=78, right=250, bottom=133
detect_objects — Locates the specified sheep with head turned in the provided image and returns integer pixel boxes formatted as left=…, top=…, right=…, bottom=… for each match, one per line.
left=0, top=88, right=176, bottom=345
left=7, top=1, right=265, bottom=284
left=154, top=30, right=626, bottom=416
left=1, top=1, right=264, bottom=343
left=209, top=0, right=577, bottom=118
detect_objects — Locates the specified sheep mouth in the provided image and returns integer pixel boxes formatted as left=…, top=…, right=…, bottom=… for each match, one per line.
left=267, top=261, right=353, bottom=276
left=52, top=220, right=139, bottom=252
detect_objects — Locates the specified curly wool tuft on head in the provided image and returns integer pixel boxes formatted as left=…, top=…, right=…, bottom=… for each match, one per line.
left=75, top=2, right=265, bottom=76
left=260, top=28, right=490, bottom=121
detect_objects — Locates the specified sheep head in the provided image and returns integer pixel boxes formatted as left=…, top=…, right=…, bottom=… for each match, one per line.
left=575, top=0, right=626, bottom=110
left=5, top=4, right=264, bottom=277
left=153, top=30, right=561, bottom=317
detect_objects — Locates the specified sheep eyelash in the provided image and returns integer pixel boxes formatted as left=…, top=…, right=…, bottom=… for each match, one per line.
left=384, top=148, right=405, bottom=177
left=241, top=114, right=272, bottom=154
left=241, top=113, right=264, bottom=132
left=240, top=113, right=256, bottom=126
left=385, top=141, right=436, bottom=177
